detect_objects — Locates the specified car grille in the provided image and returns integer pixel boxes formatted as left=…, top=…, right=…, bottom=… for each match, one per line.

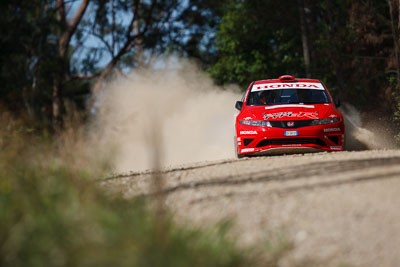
left=269, top=120, right=314, bottom=129
left=256, top=138, right=326, bottom=147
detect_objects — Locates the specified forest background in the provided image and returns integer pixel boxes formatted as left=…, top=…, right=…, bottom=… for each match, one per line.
left=2, top=0, right=400, bottom=133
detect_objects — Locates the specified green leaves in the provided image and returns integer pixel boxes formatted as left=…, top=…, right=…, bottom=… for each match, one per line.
left=208, top=0, right=303, bottom=88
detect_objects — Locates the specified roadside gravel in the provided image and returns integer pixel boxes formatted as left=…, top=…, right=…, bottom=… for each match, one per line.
left=103, top=150, right=400, bottom=266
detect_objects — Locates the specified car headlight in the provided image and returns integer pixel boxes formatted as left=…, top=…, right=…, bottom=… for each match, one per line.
left=240, top=120, right=272, bottom=127
left=311, top=117, right=340, bottom=125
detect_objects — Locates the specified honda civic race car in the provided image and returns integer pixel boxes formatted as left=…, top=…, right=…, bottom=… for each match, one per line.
left=235, top=75, right=345, bottom=158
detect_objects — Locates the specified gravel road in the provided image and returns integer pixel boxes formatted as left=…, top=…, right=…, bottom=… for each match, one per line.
left=103, top=149, right=400, bottom=266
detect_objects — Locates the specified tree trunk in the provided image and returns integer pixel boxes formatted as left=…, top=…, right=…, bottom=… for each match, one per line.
left=53, top=0, right=89, bottom=130
left=325, top=0, right=346, bottom=99
left=388, top=0, right=400, bottom=80
left=297, top=0, right=311, bottom=78
left=52, top=76, right=62, bottom=131
left=134, top=20, right=144, bottom=67
left=398, top=0, right=400, bottom=32
left=90, top=62, right=116, bottom=108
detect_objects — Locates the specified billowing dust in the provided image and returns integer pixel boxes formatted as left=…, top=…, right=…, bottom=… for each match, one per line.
left=90, top=62, right=396, bottom=172
left=340, top=104, right=396, bottom=150
left=91, top=62, right=241, bottom=172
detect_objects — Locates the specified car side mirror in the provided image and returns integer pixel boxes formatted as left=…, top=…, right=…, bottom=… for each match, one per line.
left=235, top=101, right=243, bottom=111
left=334, top=98, right=341, bottom=108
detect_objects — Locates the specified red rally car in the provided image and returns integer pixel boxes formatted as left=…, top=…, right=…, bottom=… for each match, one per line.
left=235, top=75, right=345, bottom=158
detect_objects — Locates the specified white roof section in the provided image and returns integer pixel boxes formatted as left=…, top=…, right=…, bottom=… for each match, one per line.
left=251, top=82, right=325, bottom=92
left=264, top=104, right=315, bottom=109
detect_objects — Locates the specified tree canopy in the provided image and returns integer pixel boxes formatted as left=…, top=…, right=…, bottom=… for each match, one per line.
left=2, top=0, right=400, bottom=130
left=207, top=0, right=400, bottom=111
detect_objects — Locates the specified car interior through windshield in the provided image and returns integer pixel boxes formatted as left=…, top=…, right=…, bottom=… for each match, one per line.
left=247, top=89, right=331, bottom=106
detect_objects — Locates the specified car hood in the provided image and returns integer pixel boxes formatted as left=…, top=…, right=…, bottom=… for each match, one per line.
left=240, top=104, right=339, bottom=121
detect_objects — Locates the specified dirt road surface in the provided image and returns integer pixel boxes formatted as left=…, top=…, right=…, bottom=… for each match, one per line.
left=103, top=150, right=400, bottom=266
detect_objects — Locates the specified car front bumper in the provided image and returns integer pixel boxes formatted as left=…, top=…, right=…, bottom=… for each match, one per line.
left=236, top=122, right=345, bottom=156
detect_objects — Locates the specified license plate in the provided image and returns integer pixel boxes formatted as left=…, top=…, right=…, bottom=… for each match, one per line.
left=284, top=130, right=298, bottom=136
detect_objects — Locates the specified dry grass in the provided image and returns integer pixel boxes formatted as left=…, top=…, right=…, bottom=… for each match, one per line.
left=0, top=116, right=292, bottom=267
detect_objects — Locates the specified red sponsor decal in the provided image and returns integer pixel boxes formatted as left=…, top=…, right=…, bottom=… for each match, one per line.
left=263, top=112, right=318, bottom=120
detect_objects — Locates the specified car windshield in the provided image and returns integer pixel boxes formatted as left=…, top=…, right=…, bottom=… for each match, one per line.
left=246, top=89, right=331, bottom=106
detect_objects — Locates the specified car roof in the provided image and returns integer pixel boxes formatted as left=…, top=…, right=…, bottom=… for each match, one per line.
left=253, top=78, right=321, bottom=85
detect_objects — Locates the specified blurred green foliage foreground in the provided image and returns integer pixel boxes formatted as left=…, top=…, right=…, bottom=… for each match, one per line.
left=0, top=119, right=290, bottom=267
left=0, top=129, right=242, bottom=267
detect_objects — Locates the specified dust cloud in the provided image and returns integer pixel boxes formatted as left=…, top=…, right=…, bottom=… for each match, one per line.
left=341, top=104, right=396, bottom=150
left=90, top=62, right=396, bottom=172
left=91, top=62, right=241, bottom=172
